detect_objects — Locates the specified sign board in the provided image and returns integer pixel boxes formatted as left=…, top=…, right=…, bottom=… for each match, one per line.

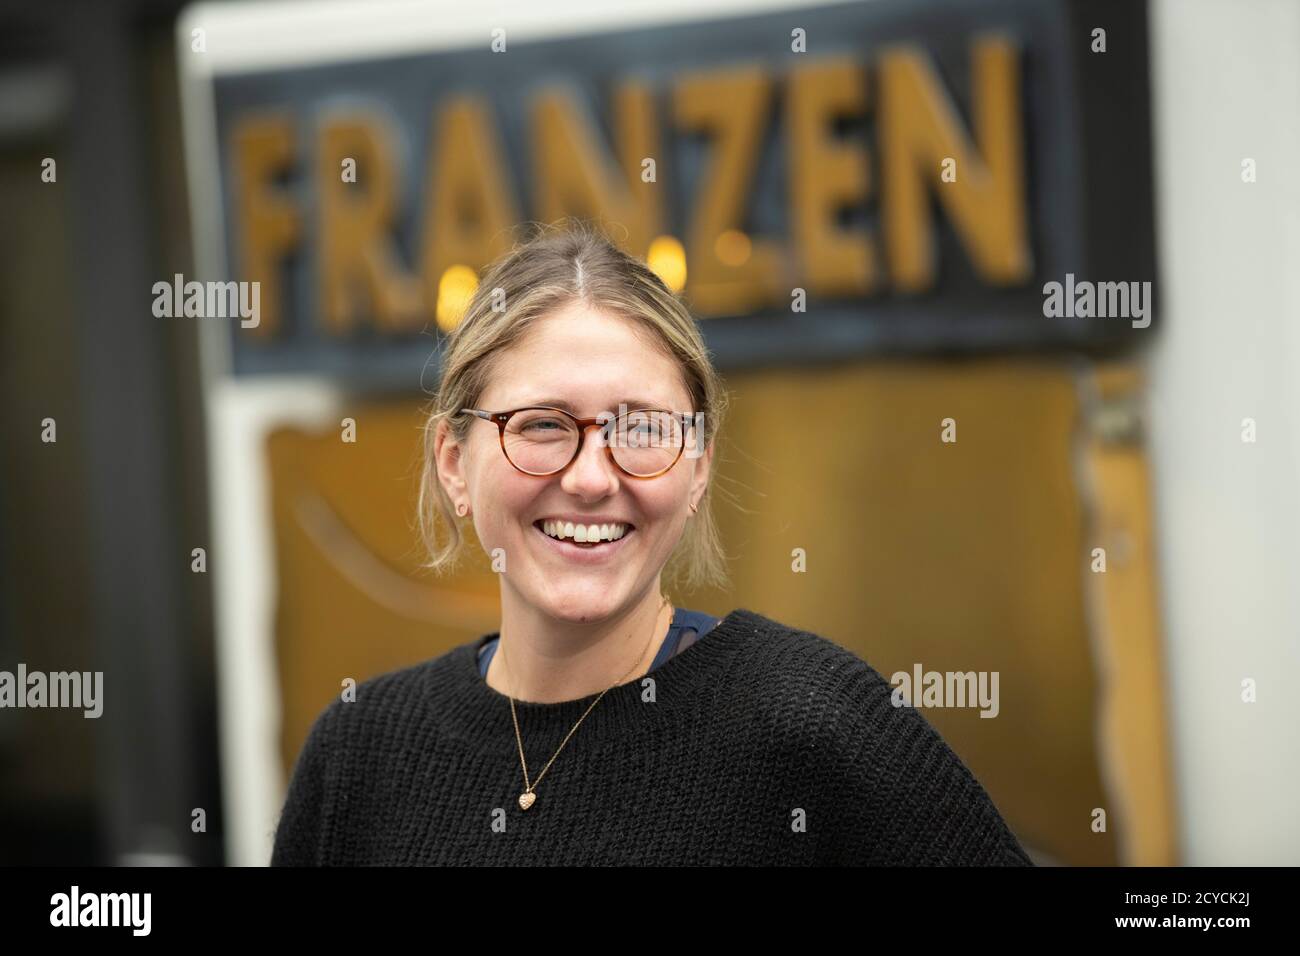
left=196, top=0, right=1157, bottom=384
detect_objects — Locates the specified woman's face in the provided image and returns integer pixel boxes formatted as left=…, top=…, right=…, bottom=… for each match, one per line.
left=438, top=299, right=712, bottom=624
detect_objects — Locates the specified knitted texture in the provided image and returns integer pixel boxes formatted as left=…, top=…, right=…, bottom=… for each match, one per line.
left=271, top=608, right=1034, bottom=866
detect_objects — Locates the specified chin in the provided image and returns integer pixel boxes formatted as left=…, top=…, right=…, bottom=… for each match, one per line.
left=538, top=589, right=623, bottom=624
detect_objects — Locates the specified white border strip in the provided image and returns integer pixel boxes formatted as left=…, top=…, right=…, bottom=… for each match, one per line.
left=178, top=0, right=867, bottom=76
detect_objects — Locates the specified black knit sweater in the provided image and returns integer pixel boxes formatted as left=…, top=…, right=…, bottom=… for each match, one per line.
left=271, top=608, right=1034, bottom=866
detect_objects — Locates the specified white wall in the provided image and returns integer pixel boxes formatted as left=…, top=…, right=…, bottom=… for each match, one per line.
left=1147, top=0, right=1300, bottom=864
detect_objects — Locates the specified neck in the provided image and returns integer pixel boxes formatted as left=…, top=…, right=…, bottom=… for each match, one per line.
left=489, top=586, right=672, bottom=703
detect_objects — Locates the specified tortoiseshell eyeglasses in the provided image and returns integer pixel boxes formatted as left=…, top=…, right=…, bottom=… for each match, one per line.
left=459, top=405, right=698, bottom=478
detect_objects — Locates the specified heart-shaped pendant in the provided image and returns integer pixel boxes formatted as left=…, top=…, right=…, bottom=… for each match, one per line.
left=519, top=791, right=536, bottom=810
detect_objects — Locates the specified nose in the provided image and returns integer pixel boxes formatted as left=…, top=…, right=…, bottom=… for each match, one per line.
left=559, top=423, right=621, bottom=497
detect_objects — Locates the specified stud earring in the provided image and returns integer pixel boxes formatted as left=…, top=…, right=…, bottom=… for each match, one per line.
left=456, top=502, right=469, bottom=517
left=688, top=500, right=699, bottom=514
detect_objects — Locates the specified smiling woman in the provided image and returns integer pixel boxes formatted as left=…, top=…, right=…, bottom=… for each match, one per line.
left=269, top=219, right=1034, bottom=866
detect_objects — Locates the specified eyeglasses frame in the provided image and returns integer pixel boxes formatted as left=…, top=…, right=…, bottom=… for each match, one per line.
left=459, top=405, right=698, bottom=479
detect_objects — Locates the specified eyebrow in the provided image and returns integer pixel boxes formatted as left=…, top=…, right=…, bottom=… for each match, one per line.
left=522, top=397, right=667, bottom=413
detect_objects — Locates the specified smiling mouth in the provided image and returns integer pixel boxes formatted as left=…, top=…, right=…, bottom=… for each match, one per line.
left=532, top=520, right=636, bottom=549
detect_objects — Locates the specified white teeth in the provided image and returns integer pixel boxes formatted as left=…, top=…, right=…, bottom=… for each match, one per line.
left=541, top=519, right=630, bottom=543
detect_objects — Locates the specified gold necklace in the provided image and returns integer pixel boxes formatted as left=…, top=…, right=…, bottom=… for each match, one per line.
left=499, top=594, right=671, bottom=811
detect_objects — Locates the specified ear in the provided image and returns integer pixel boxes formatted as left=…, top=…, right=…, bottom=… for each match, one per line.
left=689, top=437, right=714, bottom=506
left=433, top=418, right=470, bottom=502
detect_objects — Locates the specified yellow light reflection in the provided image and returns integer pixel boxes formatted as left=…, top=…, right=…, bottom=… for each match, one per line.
left=435, top=264, right=479, bottom=332
left=714, top=229, right=751, bottom=267
left=647, top=235, right=687, bottom=292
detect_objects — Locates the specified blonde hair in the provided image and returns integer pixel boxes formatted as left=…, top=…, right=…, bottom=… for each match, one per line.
left=417, top=219, right=731, bottom=593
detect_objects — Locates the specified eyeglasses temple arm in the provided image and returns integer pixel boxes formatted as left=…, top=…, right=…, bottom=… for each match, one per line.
left=460, top=408, right=492, bottom=420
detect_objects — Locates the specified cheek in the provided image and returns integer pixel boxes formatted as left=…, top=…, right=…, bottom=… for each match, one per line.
left=467, top=451, right=533, bottom=533
left=634, top=480, right=690, bottom=537
left=492, top=476, right=539, bottom=529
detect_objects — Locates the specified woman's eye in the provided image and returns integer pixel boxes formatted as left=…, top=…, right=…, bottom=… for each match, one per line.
left=525, top=419, right=563, bottom=431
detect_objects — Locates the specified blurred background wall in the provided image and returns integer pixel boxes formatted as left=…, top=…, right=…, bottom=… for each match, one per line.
left=1146, top=0, right=1300, bottom=866
left=0, top=0, right=218, bottom=865
left=0, top=0, right=1296, bottom=868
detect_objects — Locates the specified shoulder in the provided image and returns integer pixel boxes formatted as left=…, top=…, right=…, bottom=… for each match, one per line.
left=721, top=608, right=976, bottom=777
left=272, top=643, right=475, bottom=866
left=716, top=608, right=1031, bottom=864
left=717, top=608, right=899, bottom=723
left=296, top=638, right=480, bottom=757
left=706, top=607, right=909, bottom=765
